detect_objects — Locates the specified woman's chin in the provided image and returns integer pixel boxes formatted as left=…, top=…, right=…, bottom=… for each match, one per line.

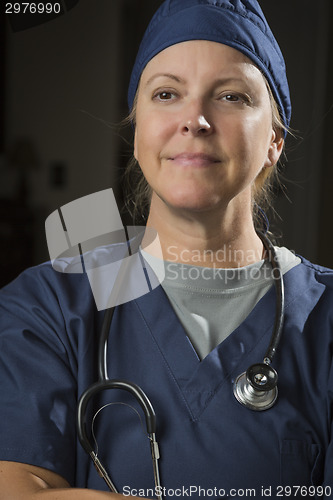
left=160, top=192, right=223, bottom=214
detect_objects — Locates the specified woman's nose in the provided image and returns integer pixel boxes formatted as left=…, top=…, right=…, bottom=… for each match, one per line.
left=179, top=102, right=213, bottom=136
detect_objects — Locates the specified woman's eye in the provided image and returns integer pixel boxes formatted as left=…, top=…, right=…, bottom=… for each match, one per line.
left=224, top=94, right=240, bottom=101
left=154, top=91, right=176, bottom=101
left=220, top=93, right=250, bottom=104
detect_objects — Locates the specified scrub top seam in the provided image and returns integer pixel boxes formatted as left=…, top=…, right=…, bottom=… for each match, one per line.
left=161, top=286, right=272, bottom=299
left=132, top=298, right=197, bottom=421
left=283, top=282, right=322, bottom=311
left=25, top=276, right=77, bottom=379
left=298, top=256, right=333, bottom=275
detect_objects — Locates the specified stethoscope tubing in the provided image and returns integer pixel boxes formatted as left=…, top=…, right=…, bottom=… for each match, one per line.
left=98, top=306, right=115, bottom=381
left=77, top=378, right=161, bottom=496
left=257, top=231, right=285, bottom=363
left=77, top=379, right=157, bottom=454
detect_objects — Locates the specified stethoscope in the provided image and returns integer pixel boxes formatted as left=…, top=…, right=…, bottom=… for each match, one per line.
left=77, top=230, right=284, bottom=494
left=233, top=231, right=284, bottom=411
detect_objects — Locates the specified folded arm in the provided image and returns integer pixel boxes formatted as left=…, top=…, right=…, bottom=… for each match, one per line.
left=0, top=461, right=137, bottom=500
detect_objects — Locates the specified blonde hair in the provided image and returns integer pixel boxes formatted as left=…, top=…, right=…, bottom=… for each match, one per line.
left=123, top=80, right=288, bottom=228
left=251, top=79, right=288, bottom=228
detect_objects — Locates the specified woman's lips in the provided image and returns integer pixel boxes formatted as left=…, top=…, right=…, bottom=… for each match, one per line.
left=168, top=153, right=220, bottom=167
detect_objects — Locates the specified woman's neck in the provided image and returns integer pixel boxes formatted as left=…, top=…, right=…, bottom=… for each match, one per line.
left=142, top=197, right=264, bottom=269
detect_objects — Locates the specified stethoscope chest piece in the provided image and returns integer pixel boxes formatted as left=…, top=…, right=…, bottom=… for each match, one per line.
left=233, top=363, right=278, bottom=411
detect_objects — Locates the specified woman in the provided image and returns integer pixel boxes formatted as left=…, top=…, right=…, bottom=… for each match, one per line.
left=0, top=0, right=332, bottom=498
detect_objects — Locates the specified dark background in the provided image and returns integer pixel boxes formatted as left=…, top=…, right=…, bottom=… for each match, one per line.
left=1, top=0, right=332, bottom=287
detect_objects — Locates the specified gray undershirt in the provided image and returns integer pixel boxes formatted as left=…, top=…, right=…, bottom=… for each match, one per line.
left=142, top=247, right=300, bottom=360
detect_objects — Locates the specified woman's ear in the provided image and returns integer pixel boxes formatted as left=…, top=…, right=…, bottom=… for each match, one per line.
left=264, top=129, right=284, bottom=168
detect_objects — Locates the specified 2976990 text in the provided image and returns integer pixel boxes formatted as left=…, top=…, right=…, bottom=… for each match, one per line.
left=5, top=3, right=61, bottom=14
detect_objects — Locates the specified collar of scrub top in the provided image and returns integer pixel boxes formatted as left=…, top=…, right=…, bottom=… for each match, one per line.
left=127, top=0, right=292, bottom=134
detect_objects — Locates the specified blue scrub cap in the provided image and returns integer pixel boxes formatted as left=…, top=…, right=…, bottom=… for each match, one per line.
left=127, top=0, right=291, bottom=129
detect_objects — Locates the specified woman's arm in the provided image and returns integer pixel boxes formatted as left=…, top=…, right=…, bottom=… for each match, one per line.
left=0, top=461, right=137, bottom=499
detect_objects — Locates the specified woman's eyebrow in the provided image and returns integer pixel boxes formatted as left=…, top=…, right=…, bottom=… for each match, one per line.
left=144, top=73, right=185, bottom=87
left=144, top=73, right=251, bottom=88
left=214, top=77, right=250, bottom=86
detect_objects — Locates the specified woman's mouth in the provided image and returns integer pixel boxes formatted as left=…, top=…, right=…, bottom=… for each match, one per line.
left=168, top=153, right=220, bottom=167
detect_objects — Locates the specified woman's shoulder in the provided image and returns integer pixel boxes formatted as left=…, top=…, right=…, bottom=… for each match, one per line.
left=297, top=255, right=333, bottom=282
left=0, top=257, right=97, bottom=330
left=1, top=258, right=90, bottom=299
left=0, top=239, right=151, bottom=317
left=1, top=241, right=128, bottom=301
left=291, top=256, right=333, bottom=312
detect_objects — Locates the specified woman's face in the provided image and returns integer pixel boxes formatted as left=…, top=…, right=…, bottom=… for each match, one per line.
left=134, top=40, right=283, bottom=215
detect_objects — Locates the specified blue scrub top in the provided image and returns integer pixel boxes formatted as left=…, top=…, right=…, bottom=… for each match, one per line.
left=0, top=256, right=332, bottom=498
